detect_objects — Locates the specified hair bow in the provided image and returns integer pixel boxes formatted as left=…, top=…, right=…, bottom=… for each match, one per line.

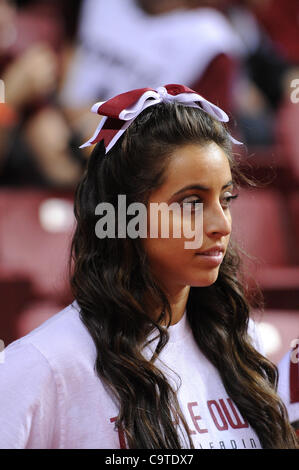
left=80, top=84, right=242, bottom=153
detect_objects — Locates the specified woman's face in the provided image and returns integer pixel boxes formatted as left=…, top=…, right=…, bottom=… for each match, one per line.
left=143, top=142, right=235, bottom=294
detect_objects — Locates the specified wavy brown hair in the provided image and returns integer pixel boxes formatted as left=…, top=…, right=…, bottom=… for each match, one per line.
left=70, top=102, right=298, bottom=449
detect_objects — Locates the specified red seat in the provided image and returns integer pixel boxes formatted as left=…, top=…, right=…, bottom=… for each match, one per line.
left=231, top=188, right=299, bottom=292
left=276, top=98, right=299, bottom=183
left=288, top=191, right=299, bottom=247
left=0, top=189, right=75, bottom=344
left=0, top=268, right=33, bottom=345
left=0, top=188, right=75, bottom=302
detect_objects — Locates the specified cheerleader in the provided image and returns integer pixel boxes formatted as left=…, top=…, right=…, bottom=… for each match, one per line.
left=0, top=84, right=297, bottom=449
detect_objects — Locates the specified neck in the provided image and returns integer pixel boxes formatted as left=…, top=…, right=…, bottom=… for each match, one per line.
left=160, top=285, right=190, bottom=326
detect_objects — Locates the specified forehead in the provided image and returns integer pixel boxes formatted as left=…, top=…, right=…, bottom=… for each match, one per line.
left=163, top=142, right=232, bottom=191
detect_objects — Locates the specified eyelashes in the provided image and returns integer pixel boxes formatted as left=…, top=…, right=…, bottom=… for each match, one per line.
left=222, top=193, right=239, bottom=208
left=181, top=193, right=239, bottom=209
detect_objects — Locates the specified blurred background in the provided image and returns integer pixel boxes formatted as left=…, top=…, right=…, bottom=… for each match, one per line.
left=0, top=0, right=298, bottom=365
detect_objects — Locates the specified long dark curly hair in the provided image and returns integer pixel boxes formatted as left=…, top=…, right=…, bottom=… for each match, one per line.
left=70, top=102, right=298, bottom=449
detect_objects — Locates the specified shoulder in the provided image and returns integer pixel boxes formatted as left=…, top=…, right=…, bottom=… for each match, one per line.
left=0, top=339, right=56, bottom=389
left=4, top=302, right=97, bottom=376
left=0, top=338, right=58, bottom=416
left=0, top=302, right=101, bottom=448
left=0, top=336, right=60, bottom=448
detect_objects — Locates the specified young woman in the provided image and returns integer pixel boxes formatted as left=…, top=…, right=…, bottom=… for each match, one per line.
left=0, top=85, right=297, bottom=449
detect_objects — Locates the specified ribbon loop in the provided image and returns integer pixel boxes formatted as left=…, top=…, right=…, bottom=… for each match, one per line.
left=79, top=83, right=242, bottom=152
left=119, top=90, right=160, bottom=121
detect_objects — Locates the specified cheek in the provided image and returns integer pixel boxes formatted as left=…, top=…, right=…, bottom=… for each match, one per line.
left=143, top=236, right=188, bottom=273
left=144, top=207, right=198, bottom=267
left=146, top=205, right=203, bottom=247
left=142, top=205, right=211, bottom=286
left=142, top=221, right=198, bottom=286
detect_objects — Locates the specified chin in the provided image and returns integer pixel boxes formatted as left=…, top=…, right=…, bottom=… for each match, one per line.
left=192, top=279, right=217, bottom=288
left=191, top=268, right=220, bottom=287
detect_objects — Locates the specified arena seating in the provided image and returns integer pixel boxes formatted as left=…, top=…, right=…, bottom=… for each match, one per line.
left=0, top=147, right=298, bottom=348
left=231, top=186, right=299, bottom=308
left=0, top=188, right=75, bottom=345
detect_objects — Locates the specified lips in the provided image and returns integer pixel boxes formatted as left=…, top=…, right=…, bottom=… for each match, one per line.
left=196, top=246, right=225, bottom=256
left=195, top=246, right=225, bottom=267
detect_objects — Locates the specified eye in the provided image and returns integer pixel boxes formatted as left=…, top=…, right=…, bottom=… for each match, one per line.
left=181, top=196, right=203, bottom=211
left=221, top=192, right=239, bottom=208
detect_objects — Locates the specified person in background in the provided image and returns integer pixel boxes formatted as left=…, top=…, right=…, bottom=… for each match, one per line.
left=214, top=0, right=299, bottom=159
left=0, top=0, right=85, bottom=188
left=60, top=0, right=245, bottom=148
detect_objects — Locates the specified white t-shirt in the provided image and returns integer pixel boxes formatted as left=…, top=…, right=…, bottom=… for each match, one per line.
left=0, top=302, right=263, bottom=449
left=60, top=0, right=244, bottom=107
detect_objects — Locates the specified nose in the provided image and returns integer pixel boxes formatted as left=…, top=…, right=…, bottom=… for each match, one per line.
left=204, top=202, right=231, bottom=238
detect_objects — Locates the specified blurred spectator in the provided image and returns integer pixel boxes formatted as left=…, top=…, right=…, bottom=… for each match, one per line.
left=13, top=0, right=82, bottom=45
left=252, top=0, right=299, bottom=66
left=0, top=0, right=85, bottom=188
left=59, top=0, right=246, bottom=146
left=247, top=0, right=299, bottom=182
left=216, top=0, right=299, bottom=157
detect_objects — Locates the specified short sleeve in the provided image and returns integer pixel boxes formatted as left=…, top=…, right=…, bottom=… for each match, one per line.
left=0, top=340, right=60, bottom=448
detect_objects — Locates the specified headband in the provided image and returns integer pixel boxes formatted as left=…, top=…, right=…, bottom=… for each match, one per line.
left=80, top=84, right=242, bottom=153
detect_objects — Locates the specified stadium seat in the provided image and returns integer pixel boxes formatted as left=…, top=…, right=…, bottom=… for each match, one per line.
left=0, top=188, right=75, bottom=300
left=0, top=268, right=33, bottom=345
left=0, top=189, right=75, bottom=342
left=231, top=188, right=299, bottom=307
left=288, top=191, right=299, bottom=251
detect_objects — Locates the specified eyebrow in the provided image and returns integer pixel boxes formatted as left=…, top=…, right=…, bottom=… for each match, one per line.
left=172, top=180, right=234, bottom=197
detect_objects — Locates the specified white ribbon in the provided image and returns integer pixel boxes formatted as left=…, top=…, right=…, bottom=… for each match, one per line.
left=118, top=86, right=229, bottom=123
left=80, top=86, right=242, bottom=151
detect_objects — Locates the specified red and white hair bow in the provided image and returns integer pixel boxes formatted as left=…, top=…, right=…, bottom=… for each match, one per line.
left=80, top=84, right=242, bottom=153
